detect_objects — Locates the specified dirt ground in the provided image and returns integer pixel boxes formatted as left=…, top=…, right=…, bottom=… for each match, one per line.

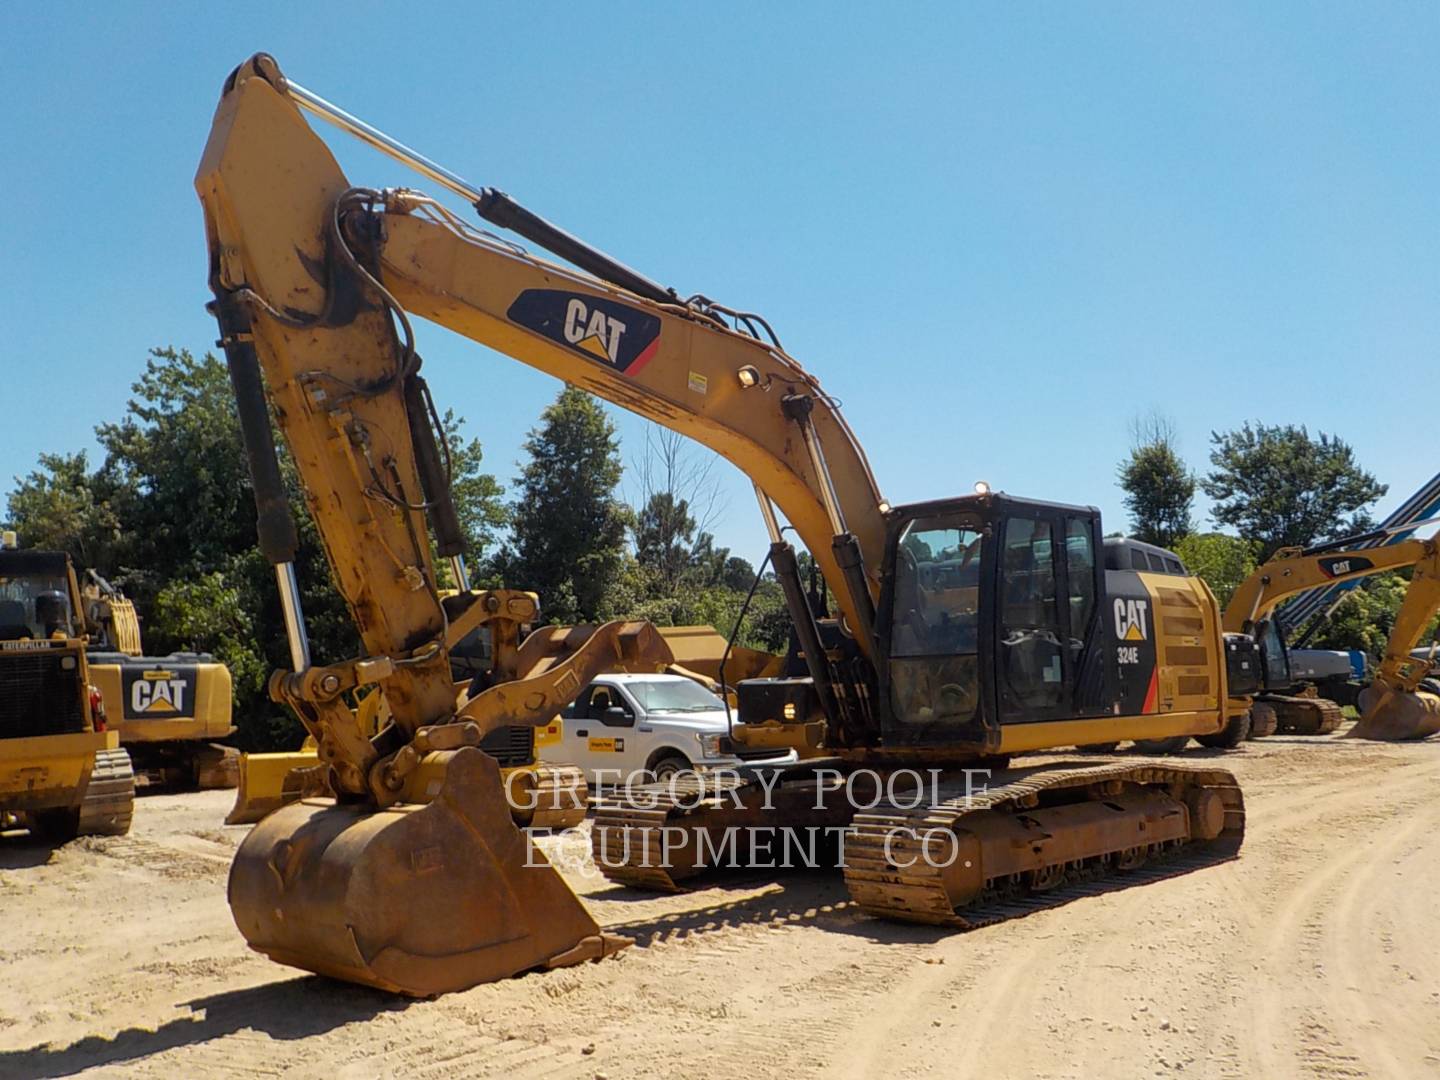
left=1, top=732, right=1437, bottom=1080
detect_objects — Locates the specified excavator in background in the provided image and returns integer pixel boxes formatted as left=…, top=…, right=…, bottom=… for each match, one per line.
left=1222, top=528, right=1440, bottom=739
left=1351, top=548, right=1440, bottom=739
left=78, top=570, right=239, bottom=788
left=197, top=55, right=1252, bottom=996
left=0, top=535, right=134, bottom=839
left=227, top=620, right=781, bottom=824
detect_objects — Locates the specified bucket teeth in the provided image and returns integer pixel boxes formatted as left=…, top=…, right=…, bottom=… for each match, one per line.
left=228, top=747, right=622, bottom=996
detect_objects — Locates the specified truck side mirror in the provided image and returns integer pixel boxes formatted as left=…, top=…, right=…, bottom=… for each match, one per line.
left=602, top=706, right=633, bottom=727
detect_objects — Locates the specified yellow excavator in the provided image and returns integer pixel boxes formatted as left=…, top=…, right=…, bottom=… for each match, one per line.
left=1355, top=551, right=1440, bottom=739
left=78, top=570, right=239, bottom=788
left=1221, top=529, right=1440, bottom=739
left=198, top=55, right=1254, bottom=996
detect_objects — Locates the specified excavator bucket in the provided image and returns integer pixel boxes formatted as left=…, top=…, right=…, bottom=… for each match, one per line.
left=228, top=747, right=626, bottom=995
left=1347, top=684, right=1440, bottom=741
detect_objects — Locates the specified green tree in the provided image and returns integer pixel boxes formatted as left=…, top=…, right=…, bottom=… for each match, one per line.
left=6, top=347, right=505, bottom=750
left=503, top=387, right=630, bottom=623
left=634, top=491, right=698, bottom=593
left=1173, top=532, right=1259, bottom=607
left=1117, top=414, right=1195, bottom=548
left=4, top=451, right=127, bottom=569
left=1302, top=572, right=1410, bottom=661
left=440, top=409, right=509, bottom=572
left=1201, top=423, right=1386, bottom=560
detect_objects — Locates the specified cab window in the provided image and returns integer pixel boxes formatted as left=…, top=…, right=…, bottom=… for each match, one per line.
left=579, top=684, right=634, bottom=724
left=1064, top=518, right=1096, bottom=639
left=888, top=517, right=983, bottom=733
left=891, top=521, right=983, bottom=657
left=999, top=517, right=1064, bottom=711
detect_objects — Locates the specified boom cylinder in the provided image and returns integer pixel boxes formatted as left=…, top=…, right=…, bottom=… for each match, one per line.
left=769, top=540, right=842, bottom=729
left=403, top=373, right=466, bottom=560
left=210, top=291, right=311, bottom=671
left=210, top=294, right=298, bottom=566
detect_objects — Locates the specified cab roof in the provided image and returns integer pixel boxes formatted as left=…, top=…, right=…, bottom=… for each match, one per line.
left=0, top=550, right=70, bottom=577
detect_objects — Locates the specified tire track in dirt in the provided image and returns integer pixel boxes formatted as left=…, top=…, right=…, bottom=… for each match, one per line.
left=1320, top=797, right=1440, bottom=1078
left=1246, top=755, right=1440, bottom=1078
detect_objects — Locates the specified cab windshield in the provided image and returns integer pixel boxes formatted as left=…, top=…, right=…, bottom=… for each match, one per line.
left=887, top=514, right=985, bottom=736
left=624, top=679, right=724, bottom=713
left=0, top=572, right=74, bottom=640
left=891, top=519, right=983, bottom=657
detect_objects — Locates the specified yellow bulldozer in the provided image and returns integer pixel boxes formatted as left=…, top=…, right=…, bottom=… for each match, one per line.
left=198, top=55, right=1258, bottom=996
left=0, top=534, right=134, bottom=840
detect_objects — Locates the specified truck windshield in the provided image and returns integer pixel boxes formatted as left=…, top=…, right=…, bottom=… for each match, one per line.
left=624, top=679, right=724, bottom=713
left=0, top=573, right=74, bottom=640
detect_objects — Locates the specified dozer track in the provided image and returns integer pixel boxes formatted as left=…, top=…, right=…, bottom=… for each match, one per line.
left=1268, top=695, right=1344, bottom=736
left=592, top=767, right=868, bottom=892
left=592, top=772, right=778, bottom=892
left=525, top=764, right=589, bottom=830
left=844, top=761, right=1244, bottom=928
left=78, top=748, right=136, bottom=836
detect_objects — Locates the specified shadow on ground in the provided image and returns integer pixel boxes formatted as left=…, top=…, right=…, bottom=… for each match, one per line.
left=0, top=976, right=407, bottom=1080
left=0, top=835, right=57, bottom=870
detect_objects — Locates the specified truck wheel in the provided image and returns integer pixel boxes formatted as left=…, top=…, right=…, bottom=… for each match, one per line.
left=1131, top=736, right=1191, bottom=754
left=648, top=753, right=692, bottom=784
left=1196, top=710, right=1252, bottom=749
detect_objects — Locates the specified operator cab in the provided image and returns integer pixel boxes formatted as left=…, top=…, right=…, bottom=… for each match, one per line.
left=0, top=551, right=79, bottom=641
left=877, top=492, right=1112, bottom=750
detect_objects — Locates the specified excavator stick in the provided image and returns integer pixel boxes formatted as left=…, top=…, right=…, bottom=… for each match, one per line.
left=1348, top=684, right=1440, bottom=741
left=229, top=748, right=626, bottom=996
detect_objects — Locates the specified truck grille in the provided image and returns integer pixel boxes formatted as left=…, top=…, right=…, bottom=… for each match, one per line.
left=0, top=652, right=86, bottom=739
left=479, top=725, right=535, bottom=768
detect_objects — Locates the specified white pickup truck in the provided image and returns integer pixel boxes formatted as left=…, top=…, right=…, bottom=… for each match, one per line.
left=537, top=672, right=798, bottom=786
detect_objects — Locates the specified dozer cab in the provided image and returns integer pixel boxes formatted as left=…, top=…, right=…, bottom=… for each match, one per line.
left=198, top=55, right=1249, bottom=996
left=0, top=535, right=134, bottom=840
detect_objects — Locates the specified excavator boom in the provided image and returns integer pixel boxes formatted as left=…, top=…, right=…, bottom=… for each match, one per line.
left=200, top=55, right=1251, bottom=996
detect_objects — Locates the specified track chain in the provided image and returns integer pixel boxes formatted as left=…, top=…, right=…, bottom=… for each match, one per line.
left=526, top=764, right=589, bottom=830
left=591, top=772, right=755, bottom=891
left=1274, top=696, right=1344, bottom=735
left=843, top=761, right=1244, bottom=928
left=78, top=748, right=135, bottom=836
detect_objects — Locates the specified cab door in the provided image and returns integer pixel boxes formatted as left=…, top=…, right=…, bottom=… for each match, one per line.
left=994, top=509, right=1108, bottom=722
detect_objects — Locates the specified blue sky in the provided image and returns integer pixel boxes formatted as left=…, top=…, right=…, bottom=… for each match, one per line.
left=4, top=4, right=1437, bottom=570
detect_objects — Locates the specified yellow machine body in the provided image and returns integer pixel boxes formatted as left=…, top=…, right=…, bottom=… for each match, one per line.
left=198, top=55, right=1247, bottom=997
left=0, top=548, right=135, bottom=837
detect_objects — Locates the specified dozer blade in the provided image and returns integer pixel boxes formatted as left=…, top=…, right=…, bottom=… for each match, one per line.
left=1347, top=685, right=1440, bottom=741
left=228, top=747, right=626, bottom=996
left=226, top=749, right=316, bottom=825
